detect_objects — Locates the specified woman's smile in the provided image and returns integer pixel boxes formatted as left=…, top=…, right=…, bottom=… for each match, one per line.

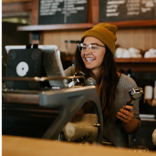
left=85, top=57, right=95, bottom=62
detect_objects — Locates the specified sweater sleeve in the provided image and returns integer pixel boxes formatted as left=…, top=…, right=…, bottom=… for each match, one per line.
left=118, top=74, right=141, bottom=129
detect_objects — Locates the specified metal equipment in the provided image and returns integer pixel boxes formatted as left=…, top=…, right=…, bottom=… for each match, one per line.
left=116, top=87, right=144, bottom=124
left=2, top=77, right=103, bottom=144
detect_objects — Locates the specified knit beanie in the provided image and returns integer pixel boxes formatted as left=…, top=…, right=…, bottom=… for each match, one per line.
left=81, top=23, right=118, bottom=55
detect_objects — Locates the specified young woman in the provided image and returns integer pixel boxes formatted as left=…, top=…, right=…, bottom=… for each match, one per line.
left=64, top=23, right=141, bottom=147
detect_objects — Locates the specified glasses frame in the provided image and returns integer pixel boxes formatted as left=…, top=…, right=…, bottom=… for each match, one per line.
left=78, top=43, right=105, bottom=53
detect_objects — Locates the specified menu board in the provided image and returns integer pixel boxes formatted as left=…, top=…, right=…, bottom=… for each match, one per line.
left=99, top=0, right=156, bottom=22
left=38, top=0, right=88, bottom=24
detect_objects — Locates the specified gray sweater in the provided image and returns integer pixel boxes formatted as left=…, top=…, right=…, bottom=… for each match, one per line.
left=64, top=66, right=141, bottom=147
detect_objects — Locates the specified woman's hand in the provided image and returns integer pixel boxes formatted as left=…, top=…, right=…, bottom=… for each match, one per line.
left=116, top=105, right=134, bottom=124
left=116, top=105, right=139, bottom=133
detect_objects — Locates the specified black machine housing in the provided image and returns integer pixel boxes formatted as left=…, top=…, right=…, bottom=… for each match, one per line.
left=5, top=45, right=45, bottom=90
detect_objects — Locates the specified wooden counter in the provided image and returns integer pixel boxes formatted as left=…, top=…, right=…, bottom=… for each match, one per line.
left=2, top=135, right=156, bottom=156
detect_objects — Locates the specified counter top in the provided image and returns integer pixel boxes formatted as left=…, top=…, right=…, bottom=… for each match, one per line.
left=2, top=135, right=156, bottom=156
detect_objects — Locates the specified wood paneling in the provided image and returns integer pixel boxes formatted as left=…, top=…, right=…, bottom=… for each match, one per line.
left=88, top=0, right=99, bottom=24
left=2, top=1, right=33, bottom=13
left=116, top=28, right=156, bottom=51
left=108, top=20, right=156, bottom=28
left=42, top=30, right=86, bottom=53
left=2, top=0, right=31, bottom=3
left=32, top=0, right=39, bottom=25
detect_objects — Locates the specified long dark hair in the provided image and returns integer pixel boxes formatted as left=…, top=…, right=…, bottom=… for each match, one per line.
left=75, top=41, right=119, bottom=122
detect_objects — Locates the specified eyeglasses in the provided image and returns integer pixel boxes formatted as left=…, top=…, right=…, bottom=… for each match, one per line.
left=78, top=43, right=105, bottom=53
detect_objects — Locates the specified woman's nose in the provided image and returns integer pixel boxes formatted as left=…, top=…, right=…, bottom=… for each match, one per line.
left=84, top=46, right=92, bottom=54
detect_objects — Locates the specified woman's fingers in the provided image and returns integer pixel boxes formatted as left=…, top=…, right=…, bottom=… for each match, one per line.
left=123, top=105, right=134, bottom=113
left=121, top=106, right=134, bottom=117
left=116, top=106, right=134, bottom=123
left=116, top=114, right=129, bottom=124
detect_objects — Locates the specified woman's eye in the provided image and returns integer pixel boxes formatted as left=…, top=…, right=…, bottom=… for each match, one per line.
left=91, top=46, right=98, bottom=50
left=82, top=46, right=87, bottom=50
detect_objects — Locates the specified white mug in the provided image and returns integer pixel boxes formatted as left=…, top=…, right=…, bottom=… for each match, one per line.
left=144, top=85, right=153, bottom=99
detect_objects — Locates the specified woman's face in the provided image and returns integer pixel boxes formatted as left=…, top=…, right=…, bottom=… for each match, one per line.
left=81, top=36, right=106, bottom=72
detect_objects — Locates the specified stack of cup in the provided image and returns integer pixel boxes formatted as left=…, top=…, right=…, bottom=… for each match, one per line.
left=144, top=85, right=153, bottom=105
left=144, top=86, right=153, bottom=99
left=144, top=81, right=156, bottom=106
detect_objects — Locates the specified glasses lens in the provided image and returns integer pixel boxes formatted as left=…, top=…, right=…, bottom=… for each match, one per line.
left=78, top=43, right=87, bottom=52
left=78, top=43, right=83, bottom=51
left=90, top=45, right=98, bottom=53
left=82, top=45, right=87, bottom=51
left=78, top=44, right=99, bottom=53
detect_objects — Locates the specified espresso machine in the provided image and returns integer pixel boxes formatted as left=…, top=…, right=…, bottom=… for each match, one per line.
left=2, top=44, right=103, bottom=144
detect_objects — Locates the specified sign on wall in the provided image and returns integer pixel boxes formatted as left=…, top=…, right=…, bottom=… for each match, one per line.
left=99, top=0, right=156, bottom=22
left=38, top=0, right=89, bottom=24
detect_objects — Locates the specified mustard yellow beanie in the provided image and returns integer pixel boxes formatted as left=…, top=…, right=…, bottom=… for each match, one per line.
left=81, top=23, right=118, bottom=55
